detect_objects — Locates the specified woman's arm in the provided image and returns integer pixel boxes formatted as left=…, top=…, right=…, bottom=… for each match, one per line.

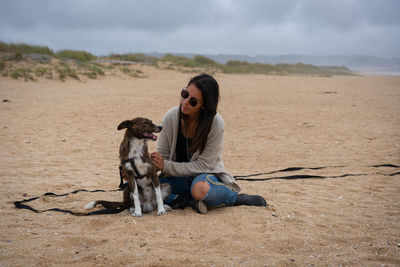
left=162, top=114, right=225, bottom=177
left=151, top=152, right=164, bottom=171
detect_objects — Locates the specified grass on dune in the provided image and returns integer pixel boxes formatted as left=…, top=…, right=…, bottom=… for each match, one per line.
left=0, top=41, right=354, bottom=81
left=56, top=50, right=96, bottom=62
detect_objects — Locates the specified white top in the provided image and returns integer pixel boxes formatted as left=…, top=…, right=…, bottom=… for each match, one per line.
left=157, top=106, right=241, bottom=192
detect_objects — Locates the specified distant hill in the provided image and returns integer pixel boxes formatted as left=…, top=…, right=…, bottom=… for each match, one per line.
left=148, top=53, right=400, bottom=76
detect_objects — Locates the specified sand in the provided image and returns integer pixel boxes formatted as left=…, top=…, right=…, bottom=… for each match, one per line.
left=1, top=67, right=400, bottom=266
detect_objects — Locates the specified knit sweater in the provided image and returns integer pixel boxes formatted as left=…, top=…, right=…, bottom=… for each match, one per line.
left=157, top=106, right=241, bottom=192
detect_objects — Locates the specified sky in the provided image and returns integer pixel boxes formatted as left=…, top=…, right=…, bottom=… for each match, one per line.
left=1, top=0, right=399, bottom=58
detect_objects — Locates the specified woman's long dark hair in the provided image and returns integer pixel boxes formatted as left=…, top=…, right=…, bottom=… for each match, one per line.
left=181, top=73, right=220, bottom=155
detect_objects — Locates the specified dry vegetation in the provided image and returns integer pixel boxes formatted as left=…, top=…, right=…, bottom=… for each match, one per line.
left=0, top=41, right=354, bottom=82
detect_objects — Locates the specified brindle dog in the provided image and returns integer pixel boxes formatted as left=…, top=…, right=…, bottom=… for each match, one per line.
left=85, top=118, right=170, bottom=216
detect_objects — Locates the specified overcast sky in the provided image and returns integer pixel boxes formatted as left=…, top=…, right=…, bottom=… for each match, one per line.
left=1, top=0, right=399, bottom=58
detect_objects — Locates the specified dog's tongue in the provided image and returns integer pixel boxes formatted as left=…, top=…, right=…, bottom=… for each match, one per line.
left=143, top=132, right=158, bottom=140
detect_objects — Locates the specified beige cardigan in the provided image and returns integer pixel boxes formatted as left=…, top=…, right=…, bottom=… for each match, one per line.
left=157, top=106, right=241, bottom=192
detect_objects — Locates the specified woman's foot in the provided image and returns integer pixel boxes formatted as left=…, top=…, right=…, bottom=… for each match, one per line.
left=168, top=194, right=190, bottom=209
left=189, top=199, right=208, bottom=214
left=234, top=194, right=267, bottom=207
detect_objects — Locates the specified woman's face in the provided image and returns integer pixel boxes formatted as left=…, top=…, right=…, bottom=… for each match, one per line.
left=180, top=83, right=203, bottom=118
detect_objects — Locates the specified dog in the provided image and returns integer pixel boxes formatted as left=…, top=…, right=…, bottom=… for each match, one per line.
left=85, top=117, right=171, bottom=216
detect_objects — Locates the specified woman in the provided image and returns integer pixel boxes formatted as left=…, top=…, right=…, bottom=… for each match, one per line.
left=151, top=74, right=266, bottom=214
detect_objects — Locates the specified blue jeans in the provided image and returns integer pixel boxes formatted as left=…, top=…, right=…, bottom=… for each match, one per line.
left=159, top=174, right=238, bottom=207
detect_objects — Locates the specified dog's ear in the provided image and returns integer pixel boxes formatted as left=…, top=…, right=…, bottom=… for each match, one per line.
left=117, top=120, right=132, bottom=130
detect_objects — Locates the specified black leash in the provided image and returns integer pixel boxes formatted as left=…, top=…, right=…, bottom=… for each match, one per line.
left=233, top=165, right=346, bottom=179
left=14, top=188, right=126, bottom=216
left=233, top=164, right=400, bottom=181
left=13, top=164, right=400, bottom=216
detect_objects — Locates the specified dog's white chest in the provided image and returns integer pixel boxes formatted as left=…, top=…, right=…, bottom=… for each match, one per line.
left=128, top=139, right=145, bottom=158
left=125, top=139, right=150, bottom=175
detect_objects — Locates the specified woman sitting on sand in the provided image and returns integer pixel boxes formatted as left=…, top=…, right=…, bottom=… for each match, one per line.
left=150, top=73, right=266, bottom=214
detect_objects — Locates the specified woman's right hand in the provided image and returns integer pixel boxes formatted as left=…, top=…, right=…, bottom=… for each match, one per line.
left=151, top=152, right=164, bottom=171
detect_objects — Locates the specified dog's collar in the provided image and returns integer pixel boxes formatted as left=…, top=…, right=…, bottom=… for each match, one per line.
left=122, top=158, right=146, bottom=179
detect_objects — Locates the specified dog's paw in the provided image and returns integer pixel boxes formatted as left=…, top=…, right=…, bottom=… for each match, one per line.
left=164, top=204, right=172, bottom=211
left=129, top=207, right=142, bottom=217
left=157, top=209, right=168, bottom=216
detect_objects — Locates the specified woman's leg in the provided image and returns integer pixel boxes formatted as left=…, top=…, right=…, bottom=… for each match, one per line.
left=191, top=174, right=238, bottom=207
left=159, top=176, right=192, bottom=208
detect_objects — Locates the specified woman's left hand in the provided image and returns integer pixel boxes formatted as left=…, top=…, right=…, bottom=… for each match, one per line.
left=151, top=152, right=164, bottom=171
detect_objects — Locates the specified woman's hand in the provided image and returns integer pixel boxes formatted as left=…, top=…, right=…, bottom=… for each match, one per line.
left=151, top=152, right=164, bottom=171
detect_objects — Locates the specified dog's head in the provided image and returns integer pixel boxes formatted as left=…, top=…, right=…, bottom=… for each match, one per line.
left=117, top=117, right=162, bottom=141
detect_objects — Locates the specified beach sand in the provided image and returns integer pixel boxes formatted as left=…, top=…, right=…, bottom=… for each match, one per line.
left=1, top=68, right=400, bottom=266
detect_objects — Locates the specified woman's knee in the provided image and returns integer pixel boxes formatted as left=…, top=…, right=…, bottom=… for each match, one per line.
left=191, top=181, right=210, bottom=200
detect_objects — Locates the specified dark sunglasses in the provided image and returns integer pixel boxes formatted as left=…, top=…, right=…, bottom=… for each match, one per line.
left=181, top=89, right=200, bottom=107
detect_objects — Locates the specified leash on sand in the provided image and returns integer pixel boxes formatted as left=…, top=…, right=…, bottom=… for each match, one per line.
left=13, top=164, right=400, bottom=216
left=13, top=188, right=126, bottom=216
left=14, top=166, right=128, bottom=216
left=233, top=164, right=400, bottom=181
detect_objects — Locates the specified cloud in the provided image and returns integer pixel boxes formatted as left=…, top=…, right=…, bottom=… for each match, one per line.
left=0, top=0, right=399, bottom=57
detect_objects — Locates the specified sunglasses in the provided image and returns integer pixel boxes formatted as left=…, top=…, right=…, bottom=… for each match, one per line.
left=181, top=89, right=200, bottom=107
